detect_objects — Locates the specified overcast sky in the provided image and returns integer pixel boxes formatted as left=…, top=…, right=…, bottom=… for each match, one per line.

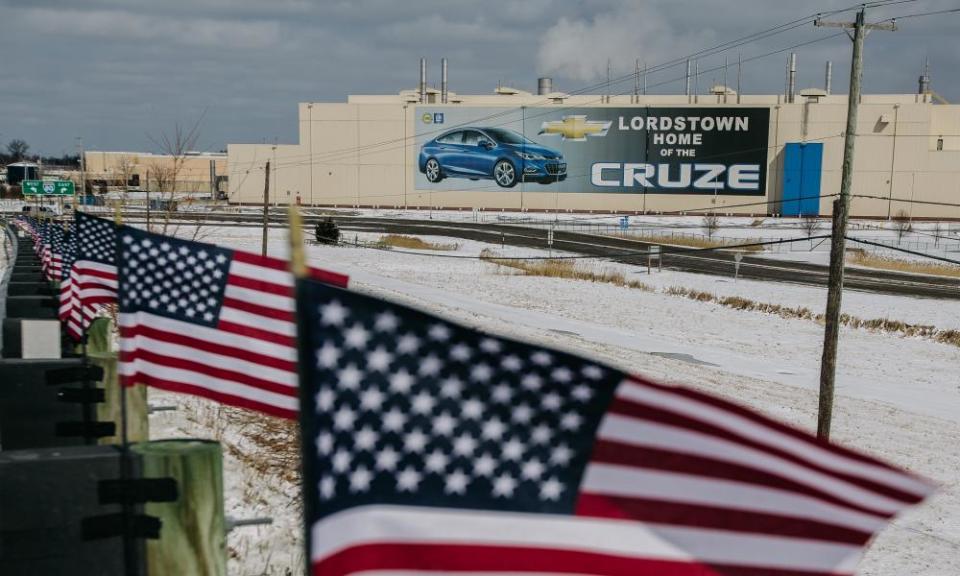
left=2, top=0, right=957, bottom=156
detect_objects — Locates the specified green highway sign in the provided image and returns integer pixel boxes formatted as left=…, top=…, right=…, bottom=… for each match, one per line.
left=22, top=180, right=76, bottom=196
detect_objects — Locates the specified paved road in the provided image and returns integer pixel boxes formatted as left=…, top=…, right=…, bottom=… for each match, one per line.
left=336, top=217, right=960, bottom=300
left=103, top=211, right=960, bottom=300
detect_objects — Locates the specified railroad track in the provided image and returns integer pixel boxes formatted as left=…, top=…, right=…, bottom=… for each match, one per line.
left=107, top=210, right=960, bottom=300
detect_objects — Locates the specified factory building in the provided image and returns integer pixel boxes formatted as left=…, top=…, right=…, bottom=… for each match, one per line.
left=228, top=63, right=960, bottom=219
left=83, top=151, right=227, bottom=195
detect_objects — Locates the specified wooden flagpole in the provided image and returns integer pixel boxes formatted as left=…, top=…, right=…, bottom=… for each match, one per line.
left=287, top=204, right=314, bottom=576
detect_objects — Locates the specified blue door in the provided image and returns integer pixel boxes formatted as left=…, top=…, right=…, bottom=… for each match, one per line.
left=781, top=143, right=823, bottom=216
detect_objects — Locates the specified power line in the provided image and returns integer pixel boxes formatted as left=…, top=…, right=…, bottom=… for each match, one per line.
left=241, top=1, right=942, bottom=174
left=231, top=10, right=869, bottom=174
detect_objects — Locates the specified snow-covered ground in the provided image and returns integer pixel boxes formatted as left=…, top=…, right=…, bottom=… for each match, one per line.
left=144, top=224, right=960, bottom=576
left=3, top=212, right=958, bottom=574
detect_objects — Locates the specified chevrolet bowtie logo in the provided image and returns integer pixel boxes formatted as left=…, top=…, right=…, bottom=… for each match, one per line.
left=539, top=115, right=611, bottom=141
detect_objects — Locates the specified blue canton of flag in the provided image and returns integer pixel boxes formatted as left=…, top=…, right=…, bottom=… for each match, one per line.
left=76, top=211, right=117, bottom=265
left=302, top=284, right=618, bottom=517
left=117, top=227, right=232, bottom=327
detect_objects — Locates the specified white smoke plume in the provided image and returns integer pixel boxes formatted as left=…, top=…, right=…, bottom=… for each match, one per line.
left=536, top=2, right=714, bottom=85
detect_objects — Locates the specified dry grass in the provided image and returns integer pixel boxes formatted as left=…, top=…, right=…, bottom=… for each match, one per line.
left=620, top=233, right=764, bottom=252
left=375, top=234, right=458, bottom=251
left=666, top=286, right=960, bottom=348
left=187, top=401, right=301, bottom=487
left=847, top=249, right=960, bottom=278
left=481, top=249, right=652, bottom=291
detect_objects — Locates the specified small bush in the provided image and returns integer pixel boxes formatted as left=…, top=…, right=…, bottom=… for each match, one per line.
left=314, top=217, right=340, bottom=245
left=480, top=251, right=652, bottom=291
left=375, top=235, right=458, bottom=251
left=665, top=285, right=957, bottom=348
left=892, top=210, right=913, bottom=243
left=847, top=251, right=960, bottom=278
left=801, top=215, right=821, bottom=237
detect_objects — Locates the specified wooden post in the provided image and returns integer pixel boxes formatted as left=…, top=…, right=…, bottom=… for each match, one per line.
left=288, top=204, right=307, bottom=278
left=132, top=439, right=226, bottom=576
left=86, top=317, right=149, bottom=444
left=288, top=204, right=310, bottom=576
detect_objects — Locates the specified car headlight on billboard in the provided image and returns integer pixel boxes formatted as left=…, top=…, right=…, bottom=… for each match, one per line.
left=517, top=152, right=546, bottom=161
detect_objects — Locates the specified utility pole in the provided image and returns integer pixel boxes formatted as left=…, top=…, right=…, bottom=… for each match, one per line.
left=642, top=60, right=647, bottom=95
left=262, top=160, right=270, bottom=257
left=814, top=8, right=895, bottom=440
left=76, top=136, right=86, bottom=209
left=634, top=58, right=640, bottom=102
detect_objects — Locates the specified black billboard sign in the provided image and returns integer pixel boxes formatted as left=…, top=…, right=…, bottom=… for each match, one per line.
left=415, top=106, right=770, bottom=196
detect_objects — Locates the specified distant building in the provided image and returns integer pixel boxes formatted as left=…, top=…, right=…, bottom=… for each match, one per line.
left=5, top=162, right=40, bottom=186
left=83, top=151, right=227, bottom=194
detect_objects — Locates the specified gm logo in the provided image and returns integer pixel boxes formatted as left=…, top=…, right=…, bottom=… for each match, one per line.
left=421, top=112, right=445, bottom=124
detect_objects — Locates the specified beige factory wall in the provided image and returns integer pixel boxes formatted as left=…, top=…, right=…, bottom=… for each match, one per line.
left=229, top=95, right=960, bottom=218
left=85, top=151, right=226, bottom=193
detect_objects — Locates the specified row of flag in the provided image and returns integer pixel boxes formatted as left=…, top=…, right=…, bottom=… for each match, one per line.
left=13, top=211, right=933, bottom=575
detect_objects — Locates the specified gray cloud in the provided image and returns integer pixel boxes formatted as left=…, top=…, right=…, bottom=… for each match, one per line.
left=0, top=0, right=956, bottom=155
left=19, top=7, right=282, bottom=49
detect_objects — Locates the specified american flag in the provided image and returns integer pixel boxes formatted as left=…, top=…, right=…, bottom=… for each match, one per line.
left=39, top=220, right=54, bottom=277
left=59, top=229, right=79, bottom=336
left=46, top=223, right=66, bottom=282
left=15, top=215, right=40, bottom=247
left=117, top=225, right=349, bottom=418
left=28, top=217, right=44, bottom=254
left=71, top=212, right=120, bottom=336
left=296, top=279, right=934, bottom=576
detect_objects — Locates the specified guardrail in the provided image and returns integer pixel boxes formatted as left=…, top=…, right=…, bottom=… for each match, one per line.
left=1, top=220, right=19, bottom=353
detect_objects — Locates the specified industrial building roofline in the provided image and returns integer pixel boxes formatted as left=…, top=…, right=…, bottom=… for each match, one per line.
left=343, top=92, right=937, bottom=106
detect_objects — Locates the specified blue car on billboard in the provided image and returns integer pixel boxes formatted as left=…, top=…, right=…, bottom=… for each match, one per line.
left=418, top=127, right=566, bottom=188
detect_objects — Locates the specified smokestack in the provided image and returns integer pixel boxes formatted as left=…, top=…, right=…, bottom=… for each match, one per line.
left=788, top=52, right=797, bottom=103
left=441, top=58, right=448, bottom=104
left=825, top=61, right=833, bottom=95
left=737, top=51, right=742, bottom=104
left=419, top=58, right=427, bottom=103
left=685, top=59, right=692, bottom=99
left=918, top=57, right=930, bottom=95
left=537, top=77, right=553, bottom=95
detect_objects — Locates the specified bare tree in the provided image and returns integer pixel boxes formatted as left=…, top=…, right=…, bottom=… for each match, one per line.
left=702, top=214, right=720, bottom=239
left=115, top=155, right=137, bottom=214
left=147, top=114, right=205, bottom=236
left=892, top=209, right=913, bottom=244
left=7, top=139, right=29, bottom=161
